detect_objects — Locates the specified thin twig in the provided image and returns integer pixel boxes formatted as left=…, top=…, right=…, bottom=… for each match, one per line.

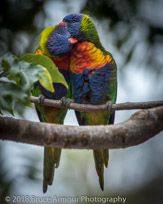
left=30, top=96, right=163, bottom=112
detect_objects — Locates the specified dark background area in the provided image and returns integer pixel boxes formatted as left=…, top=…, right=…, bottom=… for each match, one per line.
left=0, top=0, right=163, bottom=203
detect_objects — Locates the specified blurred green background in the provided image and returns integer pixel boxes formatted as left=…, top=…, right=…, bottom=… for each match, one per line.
left=0, top=0, right=163, bottom=203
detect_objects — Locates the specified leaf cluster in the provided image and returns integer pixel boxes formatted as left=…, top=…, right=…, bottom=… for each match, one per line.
left=0, top=52, right=67, bottom=115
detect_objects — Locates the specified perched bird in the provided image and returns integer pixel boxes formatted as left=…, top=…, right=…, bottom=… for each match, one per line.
left=60, top=13, right=117, bottom=190
left=32, top=25, right=77, bottom=193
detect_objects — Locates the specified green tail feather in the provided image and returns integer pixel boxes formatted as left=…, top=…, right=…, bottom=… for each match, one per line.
left=43, top=147, right=61, bottom=193
left=93, top=149, right=109, bottom=191
left=102, top=149, right=109, bottom=168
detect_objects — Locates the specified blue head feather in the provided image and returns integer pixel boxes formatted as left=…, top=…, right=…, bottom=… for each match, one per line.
left=46, top=26, right=72, bottom=56
left=63, top=13, right=84, bottom=40
left=62, top=13, right=106, bottom=52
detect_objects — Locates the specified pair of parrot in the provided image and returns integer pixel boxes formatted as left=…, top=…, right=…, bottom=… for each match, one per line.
left=33, top=13, right=117, bottom=193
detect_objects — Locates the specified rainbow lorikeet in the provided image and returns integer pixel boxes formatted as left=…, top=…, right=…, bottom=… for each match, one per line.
left=60, top=14, right=117, bottom=190
left=32, top=25, right=77, bottom=193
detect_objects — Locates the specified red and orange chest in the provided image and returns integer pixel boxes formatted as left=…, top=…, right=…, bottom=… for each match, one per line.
left=70, top=41, right=111, bottom=74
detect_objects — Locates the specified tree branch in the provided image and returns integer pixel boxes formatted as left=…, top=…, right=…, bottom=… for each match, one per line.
left=0, top=106, right=163, bottom=149
left=30, top=96, right=163, bottom=112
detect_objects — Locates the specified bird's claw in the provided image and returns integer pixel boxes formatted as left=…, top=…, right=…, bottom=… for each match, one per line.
left=106, top=100, right=113, bottom=111
left=38, top=94, right=46, bottom=105
left=60, top=97, right=73, bottom=108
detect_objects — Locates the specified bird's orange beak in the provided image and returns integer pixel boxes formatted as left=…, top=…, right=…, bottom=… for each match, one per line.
left=59, top=21, right=66, bottom=27
left=68, top=38, right=78, bottom=45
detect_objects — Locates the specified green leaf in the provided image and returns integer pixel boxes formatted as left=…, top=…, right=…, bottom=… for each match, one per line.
left=0, top=53, right=21, bottom=85
left=0, top=81, right=28, bottom=115
left=19, top=54, right=68, bottom=89
left=37, top=65, right=54, bottom=92
left=0, top=53, right=31, bottom=114
left=0, top=52, right=18, bottom=72
left=0, top=52, right=55, bottom=114
left=18, top=61, right=54, bottom=93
